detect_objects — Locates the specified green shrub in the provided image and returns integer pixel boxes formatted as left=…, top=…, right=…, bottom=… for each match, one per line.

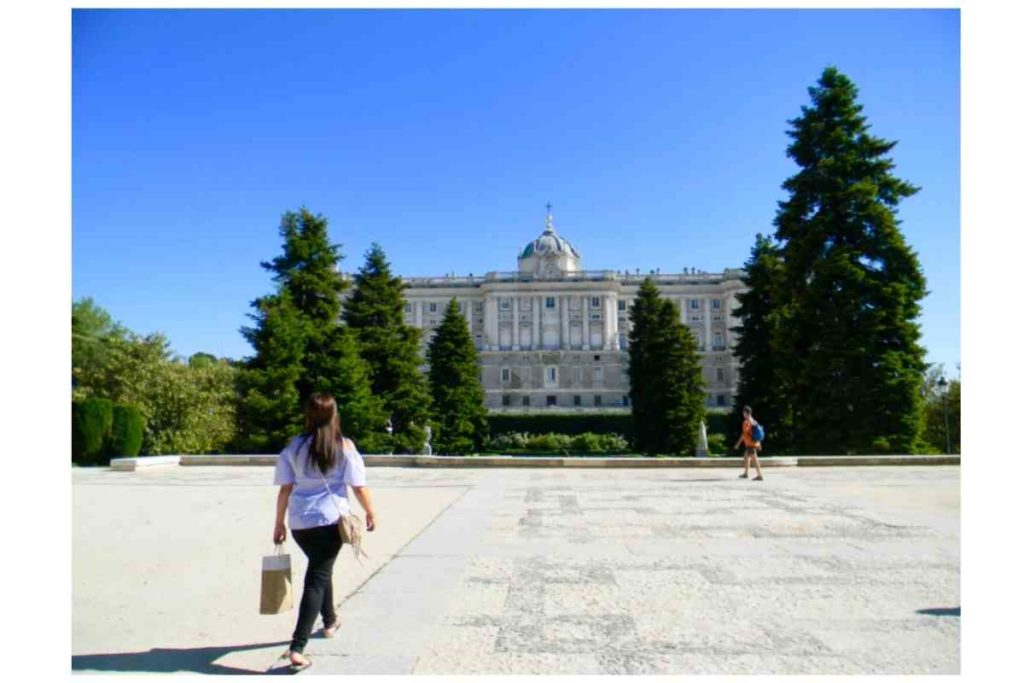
left=108, top=404, right=145, bottom=457
left=527, top=433, right=573, bottom=453
left=706, top=433, right=727, bottom=455
left=570, top=432, right=603, bottom=454
left=72, top=398, right=114, bottom=465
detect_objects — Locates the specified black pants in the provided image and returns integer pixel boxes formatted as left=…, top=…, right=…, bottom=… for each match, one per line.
left=290, top=523, right=343, bottom=652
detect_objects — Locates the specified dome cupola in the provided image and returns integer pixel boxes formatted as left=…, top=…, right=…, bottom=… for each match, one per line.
left=517, top=206, right=581, bottom=276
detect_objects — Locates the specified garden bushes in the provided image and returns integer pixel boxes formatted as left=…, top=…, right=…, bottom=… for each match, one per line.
left=486, top=431, right=631, bottom=455
left=71, top=398, right=145, bottom=464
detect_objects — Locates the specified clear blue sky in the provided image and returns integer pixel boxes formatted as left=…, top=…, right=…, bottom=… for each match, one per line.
left=72, top=8, right=960, bottom=373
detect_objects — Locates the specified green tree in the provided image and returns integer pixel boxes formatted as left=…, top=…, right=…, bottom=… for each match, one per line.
left=343, top=243, right=431, bottom=454
left=239, top=209, right=386, bottom=453
left=427, top=298, right=488, bottom=454
left=72, top=297, right=128, bottom=398
left=773, top=66, right=928, bottom=454
left=731, top=234, right=793, bottom=452
left=627, top=278, right=706, bottom=455
left=921, top=364, right=960, bottom=454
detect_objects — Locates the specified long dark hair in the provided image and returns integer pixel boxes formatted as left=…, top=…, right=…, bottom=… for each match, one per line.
left=304, top=393, right=342, bottom=474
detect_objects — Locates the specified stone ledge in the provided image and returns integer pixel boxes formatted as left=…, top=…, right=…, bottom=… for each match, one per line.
left=797, top=455, right=961, bottom=466
left=109, top=455, right=181, bottom=471
left=111, top=454, right=959, bottom=470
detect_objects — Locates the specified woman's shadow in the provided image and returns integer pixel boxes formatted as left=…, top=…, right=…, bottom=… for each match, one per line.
left=72, top=640, right=294, bottom=675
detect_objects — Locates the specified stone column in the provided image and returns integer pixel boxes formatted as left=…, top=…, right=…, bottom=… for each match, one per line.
left=512, top=296, right=520, bottom=350
left=703, top=297, right=712, bottom=351
left=414, top=300, right=423, bottom=328
left=485, top=295, right=498, bottom=350
left=581, top=295, right=590, bottom=350
left=605, top=294, right=617, bottom=350
left=464, top=298, right=473, bottom=331
left=536, top=294, right=544, bottom=350
left=560, top=295, right=570, bottom=350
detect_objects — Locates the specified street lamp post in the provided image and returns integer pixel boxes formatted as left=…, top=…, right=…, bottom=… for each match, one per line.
left=937, top=377, right=951, bottom=455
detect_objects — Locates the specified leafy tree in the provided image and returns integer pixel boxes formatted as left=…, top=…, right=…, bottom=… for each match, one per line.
left=731, top=234, right=793, bottom=452
left=238, top=209, right=386, bottom=452
left=188, top=352, right=219, bottom=369
left=772, top=66, right=928, bottom=454
left=920, top=364, right=960, bottom=454
left=627, top=278, right=706, bottom=454
left=72, top=297, right=128, bottom=397
left=427, top=298, right=488, bottom=454
left=342, top=243, right=431, bottom=454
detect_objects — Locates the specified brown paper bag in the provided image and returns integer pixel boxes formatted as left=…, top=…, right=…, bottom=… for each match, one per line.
left=260, top=545, right=293, bottom=614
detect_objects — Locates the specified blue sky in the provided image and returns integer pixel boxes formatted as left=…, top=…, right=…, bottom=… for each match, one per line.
left=72, top=8, right=960, bottom=373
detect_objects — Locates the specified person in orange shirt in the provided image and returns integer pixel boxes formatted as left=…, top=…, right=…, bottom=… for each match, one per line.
left=733, top=405, right=765, bottom=481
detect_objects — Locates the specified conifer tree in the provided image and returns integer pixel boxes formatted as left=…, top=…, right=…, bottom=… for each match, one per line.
left=426, top=298, right=488, bottom=455
left=238, top=209, right=385, bottom=452
left=731, top=234, right=792, bottom=452
left=342, top=243, right=432, bottom=454
left=651, top=298, right=707, bottom=455
left=627, top=278, right=661, bottom=453
left=773, top=67, right=927, bottom=454
left=627, top=278, right=706, bottom=455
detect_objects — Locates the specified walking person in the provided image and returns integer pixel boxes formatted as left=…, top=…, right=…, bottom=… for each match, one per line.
left=733, top=405, right=765, bottom=481
left=272, top=393, right=377, bottom=671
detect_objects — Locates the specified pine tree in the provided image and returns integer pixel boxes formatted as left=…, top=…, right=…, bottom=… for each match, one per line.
left=238, top=209, right=385, bottom=452
left=627, top=278, right=662, bottom=454
left=652, top=298, right=707, bottom=455
left=426, top=298, right=488, bottom=455
left=627, top=278, right=706, bottom=455
left=237, top=293, right=307, bottom=452
left=342, top=243, right=432, bottom=454
left=773, top=67, right=927, bottom=454
left=731, top=234, right=792, bottom=452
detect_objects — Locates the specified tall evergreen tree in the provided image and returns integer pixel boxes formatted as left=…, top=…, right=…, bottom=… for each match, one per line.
left=731, top=234, right=793, bottom=452
left=342, top=243, right=432, bottom=454
left=627, top=278, right=706, bottom=455
left=627, top=278, right=662, bottom=453
left=651, top=298, right=707, bottom=455
left=238, top=209, right=385, bottom=452
left=773, top=67, right=927, bottom=454
left=426, top=298, right=488, bottom=455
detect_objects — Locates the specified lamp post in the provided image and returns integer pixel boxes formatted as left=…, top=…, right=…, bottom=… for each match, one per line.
left=937, top=377, right=951, bottom=455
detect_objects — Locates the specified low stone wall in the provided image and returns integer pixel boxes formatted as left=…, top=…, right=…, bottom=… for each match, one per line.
left=107, top=453, right=959, bottom=470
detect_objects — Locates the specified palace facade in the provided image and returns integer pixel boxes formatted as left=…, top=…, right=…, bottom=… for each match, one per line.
left=344, top=212, right=747, bottom=412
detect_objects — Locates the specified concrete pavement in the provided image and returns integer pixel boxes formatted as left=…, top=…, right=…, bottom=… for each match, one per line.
left=72, top=465, right=959, bottom=674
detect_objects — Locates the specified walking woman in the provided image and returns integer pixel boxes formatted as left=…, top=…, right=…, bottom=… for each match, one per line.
left=272, top=393, right=377, bottom=671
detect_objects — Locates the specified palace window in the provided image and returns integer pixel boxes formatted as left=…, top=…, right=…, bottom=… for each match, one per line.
left=714, top=332, right=724, bottom=349
left=717, top=395, right=727, bottom=407
left=591, top=297, right=600, bottom=308
left=574, top=395, right=581, bottom=406
left=547, top=395, right=557, bottom=406
left=618, top=333, right=628, bottom=349
left=623, top=395, right=630, bottom=407
left=712, top=299, right=721, bottom=309
left=501, top=367, right=511, bottom=382
left=474, top=302, right=483, bottom=312
left=690, top=299, right=701, bottom=310
left=545, top=297, right=556, bottom=308
left=522, top=396, right=530, bottom=406
left=404, top=303, right=412, bottom=313
left=590, top=313, right=601, bottom=320
left=429, top=302, right=438, bottom=313
left=502, top=395, right=511, bottom=406
left=618, top=300, right=626, bottom=311
left=716, top=368, right=725, bottom=382
left=594, top=395, right=603, bottom=407
left=594, top=366, right=604, bottom=384
left=545, top=366, right=558, bottom=386
left=500, top=299, right=510, bottom=310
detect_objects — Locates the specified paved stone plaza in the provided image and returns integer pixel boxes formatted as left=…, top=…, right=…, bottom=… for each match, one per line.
left=72, top=465, right=959, bottom=674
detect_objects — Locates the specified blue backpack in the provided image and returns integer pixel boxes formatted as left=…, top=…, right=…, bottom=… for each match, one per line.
left=752, top=422, right=765, bottom=442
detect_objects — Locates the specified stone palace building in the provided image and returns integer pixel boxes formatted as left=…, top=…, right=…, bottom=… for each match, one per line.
left=344, top=211, right=747, bottom=412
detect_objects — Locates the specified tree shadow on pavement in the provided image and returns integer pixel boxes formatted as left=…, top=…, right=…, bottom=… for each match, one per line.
left=72, top=640, right=291, bottom=675
left=917, top=607, right=960, bottom=617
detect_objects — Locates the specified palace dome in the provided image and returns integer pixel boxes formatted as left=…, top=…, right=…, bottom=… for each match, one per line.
left=519, top=213, right=581, bottom=260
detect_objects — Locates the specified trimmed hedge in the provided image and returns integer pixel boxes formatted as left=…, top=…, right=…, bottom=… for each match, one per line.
left=485, top=431, right=631, bottom=455
left=108, top=404, right=145, bottom=457
left=72, top=398, right=114, bottom=465
left=487, top=410, right=735, bottom=448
